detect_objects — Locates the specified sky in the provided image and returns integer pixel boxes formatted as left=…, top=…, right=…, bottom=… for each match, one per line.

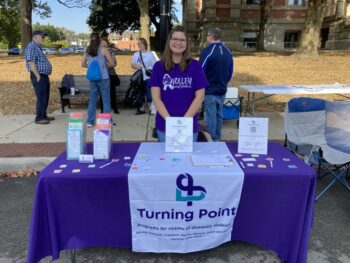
left=33, top=1, right=183, bottom=34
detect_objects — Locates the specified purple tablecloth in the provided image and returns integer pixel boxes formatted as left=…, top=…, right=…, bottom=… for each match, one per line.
left=27, top=142, right=315, bottom=263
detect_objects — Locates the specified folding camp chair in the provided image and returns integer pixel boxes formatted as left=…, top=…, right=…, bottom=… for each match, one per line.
left=284, top=97, right=326, bottom=166
left=315, top=100, right=350, bottom=200
left=285, top=97, right=350, bottom=200
left=223, top=87, right=243, bottom=128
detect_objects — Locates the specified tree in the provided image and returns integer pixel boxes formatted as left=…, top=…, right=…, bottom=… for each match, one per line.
left=19, top=0, right=86, bottom=49
left=0, top=0, right=21, bottom=47
left=88, top=0, right=177, bottom=50
left=33, top=23, right=60, bottom=41
left=136, top=0, right=150, bottom=44
left=294, top=0, right=326, bottom=57
left=256, top=0, right=275, bottom=51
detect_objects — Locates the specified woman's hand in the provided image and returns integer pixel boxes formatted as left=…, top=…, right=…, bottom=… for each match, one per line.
left=152, top=86, right=171, bottom=119
left=184, top=89, right=205, bottom=117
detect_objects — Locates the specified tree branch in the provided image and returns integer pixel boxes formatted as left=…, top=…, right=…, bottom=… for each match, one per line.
left=56, top=0, right=89, bottom=8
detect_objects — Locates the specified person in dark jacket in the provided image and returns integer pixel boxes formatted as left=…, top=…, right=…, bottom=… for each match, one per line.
left=199, top=27, right=233, bottom=141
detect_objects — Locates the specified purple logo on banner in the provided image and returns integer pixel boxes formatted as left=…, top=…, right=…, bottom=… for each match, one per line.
left=176, top=173, right=206, bottom=206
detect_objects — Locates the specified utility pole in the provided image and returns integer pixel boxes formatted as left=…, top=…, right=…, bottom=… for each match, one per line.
left=160, top=0, right=170, bottom=53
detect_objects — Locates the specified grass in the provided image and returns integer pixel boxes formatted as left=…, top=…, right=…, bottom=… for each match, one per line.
left=0, top=52, right=350, bottom=115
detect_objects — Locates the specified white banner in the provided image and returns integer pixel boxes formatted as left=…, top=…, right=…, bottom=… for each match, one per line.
left=128, top=142, right=244, bottom=253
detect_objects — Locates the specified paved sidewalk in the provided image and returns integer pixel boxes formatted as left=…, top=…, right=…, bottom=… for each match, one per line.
left=0, top=107, right=285, bottom=171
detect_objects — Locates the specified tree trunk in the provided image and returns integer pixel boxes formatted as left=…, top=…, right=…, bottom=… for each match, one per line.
left=136, top=0, right=151, bottom=49
left=294, top=0, right=326, bottom=57
left=257, top=0, right=267, bottom=51
left=20, top=0, right=32, bottom=49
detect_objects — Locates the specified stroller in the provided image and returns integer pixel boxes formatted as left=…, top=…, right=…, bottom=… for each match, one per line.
left=285, top=97, right=350, bottom=201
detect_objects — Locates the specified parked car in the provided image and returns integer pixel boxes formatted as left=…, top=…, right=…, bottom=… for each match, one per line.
left=8, top=48, right=21, bottom=55
left=42, top=48, right=50, bottom=55
left=75, top=47, right=85, bottom=53
left=58, top=48, right=70, bottom=55
left=49, top=48, right=57, bottom=54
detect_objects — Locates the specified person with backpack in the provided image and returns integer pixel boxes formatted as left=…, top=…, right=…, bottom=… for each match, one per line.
left=131, top=38, right=158, bottom=115
left=81, top=33, right=115, bottom=127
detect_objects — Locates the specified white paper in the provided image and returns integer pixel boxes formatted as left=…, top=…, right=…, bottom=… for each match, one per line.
left=165, top=117, right=193, bottom=152
left=67, top=129, right=82, bottom=160
left=191, top=154, right=235, bottom=166
left=93, top=130, right=111, bottom=160
left=79, top=154, right=94, bottom=163
left=238, top=117, right=268, bottom=155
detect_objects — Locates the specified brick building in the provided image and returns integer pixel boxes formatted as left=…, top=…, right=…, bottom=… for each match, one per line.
left=109, top=31, right=139, bottom=51
left=183, top=0, right=350, bottom=51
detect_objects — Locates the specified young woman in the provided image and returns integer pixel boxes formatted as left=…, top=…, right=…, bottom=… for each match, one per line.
left=81, top=33, right=115, bottom=127
left=149, top=26, right=208, bottom=142
left=100, top=37, right=120, bottom=114
left=131, top=38, right=158, bottom=115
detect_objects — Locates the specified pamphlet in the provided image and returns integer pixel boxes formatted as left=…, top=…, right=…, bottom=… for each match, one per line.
left=165, top=117, right=193, bottom=152
left=238, top=117, right=268, bottom=155
left=191, top=154, right=235, bottom=166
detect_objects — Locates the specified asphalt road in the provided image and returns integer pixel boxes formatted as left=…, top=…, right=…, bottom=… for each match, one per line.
left=0, top=175, right=349, bottom=263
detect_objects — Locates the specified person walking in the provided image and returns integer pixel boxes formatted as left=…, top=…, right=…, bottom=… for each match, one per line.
left=149, top=25, right=208, bottom=142
left=199, top=27, right=234, bottom=141
left=100, top=37, right=120, bottom=114
left=131, top=38, right=158, bottom=115
left=81, top=33, right=115, bottom=127
left=25, top=30, right=54, bottom=125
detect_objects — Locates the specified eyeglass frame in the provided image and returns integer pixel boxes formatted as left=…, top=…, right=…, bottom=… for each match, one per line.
left=170, top=37, right=187, bottom=43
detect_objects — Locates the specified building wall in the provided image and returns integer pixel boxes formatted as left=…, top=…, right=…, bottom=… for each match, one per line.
left=184, top=0, right=350, bottom=51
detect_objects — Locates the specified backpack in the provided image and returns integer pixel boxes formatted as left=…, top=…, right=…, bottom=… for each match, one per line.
left=87, top=59, right=102, bottom=81
left=124, top=70, right=144, bottom=108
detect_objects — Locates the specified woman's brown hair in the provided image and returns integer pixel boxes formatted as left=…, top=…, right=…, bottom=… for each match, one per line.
left=162, top=25, right=191, bottom=72
left=86, top=32, right=100, bottom=57
left=138, top=37, right=148, bottom=50
left=100, top=37, right=110, bottom=47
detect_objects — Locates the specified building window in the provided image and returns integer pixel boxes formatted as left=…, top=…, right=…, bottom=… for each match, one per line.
left=287, top=0, right=304, bottom=6
left=246, top=0, right=261, bottom=5
left=284, top=31, right=300, bottom=48
left=216, top=8, right=230, bottom=17
left=242, top=31, right=257, bottom=48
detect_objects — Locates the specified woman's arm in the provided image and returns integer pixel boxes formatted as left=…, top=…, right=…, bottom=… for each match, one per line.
left=151, top=86, right=170, bottom=119
left=102, top=47, right=116, bottom=67
left=184, top=88, right=205, bottom=117
left=107, top=50, right=117, bottom=68
left=81, top=53, right=88, bottom=68
left=131, top=63, right=142, bottom=70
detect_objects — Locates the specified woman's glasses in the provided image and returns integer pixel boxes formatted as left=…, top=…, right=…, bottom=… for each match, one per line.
left=170, top=38, right=187, bottom=43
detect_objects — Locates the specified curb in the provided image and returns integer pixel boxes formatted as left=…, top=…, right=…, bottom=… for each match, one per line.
left=0, top=157, right=55, bottom=173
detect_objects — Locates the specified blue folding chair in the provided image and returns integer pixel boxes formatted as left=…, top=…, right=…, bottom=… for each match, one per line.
left=315, top=100, right=350, bottom=200
left=285, top=97, right=350, bottom=201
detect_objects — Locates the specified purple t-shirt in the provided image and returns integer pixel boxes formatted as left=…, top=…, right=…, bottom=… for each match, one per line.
left=149, top=59, right=208, bottom=133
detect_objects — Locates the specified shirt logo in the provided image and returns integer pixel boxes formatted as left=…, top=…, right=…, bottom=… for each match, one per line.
left=162, top=74, right=193, bottom=91
left=176, top=173, right=206, bottom=206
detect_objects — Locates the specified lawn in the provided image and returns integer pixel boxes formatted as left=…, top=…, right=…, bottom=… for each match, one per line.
left=0, top=52, right=350, bottom=115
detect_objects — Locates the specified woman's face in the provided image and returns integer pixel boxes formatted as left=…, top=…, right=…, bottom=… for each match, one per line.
left=169, top=31, right=187, bottom=55
left=138, top=41, right=146, bottom=51
left=100, top=40, right=108, bottom=48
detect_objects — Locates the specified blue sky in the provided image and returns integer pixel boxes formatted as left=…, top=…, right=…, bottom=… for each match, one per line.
left=33, top=1, right=183, bottom=34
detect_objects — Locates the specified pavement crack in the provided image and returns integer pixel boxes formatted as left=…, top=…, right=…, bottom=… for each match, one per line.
left=4, top=121, right=34, bottom=138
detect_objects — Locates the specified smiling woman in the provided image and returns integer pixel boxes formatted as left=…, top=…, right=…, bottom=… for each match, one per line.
left=149, top=25, right=208, bottom=142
